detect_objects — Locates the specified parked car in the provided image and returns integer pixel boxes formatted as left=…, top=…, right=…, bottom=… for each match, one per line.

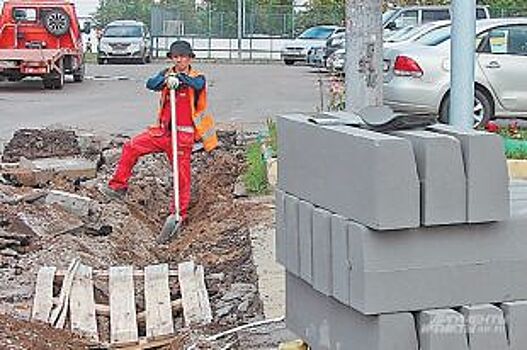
left=383, top=18, right=527, bottom=127
left=281, top=25, right=344, bottom=65
left=0, top=0, right=90, bottom=89
left=383, top=5, right=490, bottom=37
left=326, top=20, right=452, bottom=73
left=97, top=20, right=151, bottom=64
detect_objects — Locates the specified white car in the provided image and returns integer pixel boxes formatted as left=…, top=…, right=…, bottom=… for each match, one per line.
left=383, top=18, right=527, bottom=127
left=327, top=20, right=452, bottom=73
left=281, top=25, right=344, bottom=65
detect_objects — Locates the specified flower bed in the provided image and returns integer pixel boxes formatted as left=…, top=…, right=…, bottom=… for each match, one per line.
left=486, top=121, right=527, bottom=179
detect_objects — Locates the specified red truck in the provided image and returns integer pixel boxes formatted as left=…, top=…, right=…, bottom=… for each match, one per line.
left=0, top=0, right=90, bottom=89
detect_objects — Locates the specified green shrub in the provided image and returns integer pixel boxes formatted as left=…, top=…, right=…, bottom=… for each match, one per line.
left=243, top=142, right=268, bottom=194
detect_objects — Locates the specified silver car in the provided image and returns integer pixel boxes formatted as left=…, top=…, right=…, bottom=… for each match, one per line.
left=98, top=20, right=152, bottom=64
left=383, top=18, right=527, bottom=127
left=282, top=25, right=344, bottom=66
left=327, top=20, right=452, bottom=73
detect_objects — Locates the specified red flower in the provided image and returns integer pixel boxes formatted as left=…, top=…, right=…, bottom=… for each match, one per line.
left=485, top=121, right=500, bottom=133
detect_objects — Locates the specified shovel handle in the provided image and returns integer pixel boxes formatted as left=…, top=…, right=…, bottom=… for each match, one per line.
left=169, top=88, right=180, bottom=222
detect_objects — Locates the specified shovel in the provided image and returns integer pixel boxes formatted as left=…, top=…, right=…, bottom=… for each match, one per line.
left=157, top=75, right=182, bottom=244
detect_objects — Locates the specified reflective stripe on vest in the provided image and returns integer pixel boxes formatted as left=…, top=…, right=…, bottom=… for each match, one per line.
left=202, top=127, right=216, bottom=141
left=193, top=111, right=206, bottom=126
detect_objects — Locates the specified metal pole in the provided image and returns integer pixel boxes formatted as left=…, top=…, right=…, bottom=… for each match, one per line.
left=238, top=0, right=242, bottom=59
left=208, top=2, right=212, bottom=59
left=450, top=0, right=476, bottom=129
left=291, top=4, right=295, bottom=37
left=345, top=0, right=383, bottom=112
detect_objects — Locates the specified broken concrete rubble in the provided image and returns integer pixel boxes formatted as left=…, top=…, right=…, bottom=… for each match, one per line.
left=16, top=204, right=85, bottom=237
left=1, top=156, right=97, bottom=187
left=0, top=127, right=279, bottom=349
left=45, top=190, right=100, bottom=218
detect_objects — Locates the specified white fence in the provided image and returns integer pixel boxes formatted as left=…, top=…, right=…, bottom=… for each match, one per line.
left=152, top=37, right=295, bottom=60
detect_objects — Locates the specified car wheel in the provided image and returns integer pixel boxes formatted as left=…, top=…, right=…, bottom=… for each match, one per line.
left=439, top=89, right=493, bottom=128
left=284, top=60, right=295, bottom=66
left=43, top=58, right=65, bottom=89
left=43, top=9, right=71, bottom=36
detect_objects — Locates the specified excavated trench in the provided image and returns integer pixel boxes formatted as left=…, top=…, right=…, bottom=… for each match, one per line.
left=0, top=128, right=273, bottom=349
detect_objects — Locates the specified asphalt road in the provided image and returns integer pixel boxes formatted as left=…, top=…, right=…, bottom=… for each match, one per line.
left=0, top=62, right=328, bottom=144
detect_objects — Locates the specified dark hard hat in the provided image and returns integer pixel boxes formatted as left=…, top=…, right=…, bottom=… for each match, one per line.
left=167, top=40, right=195, bottom=58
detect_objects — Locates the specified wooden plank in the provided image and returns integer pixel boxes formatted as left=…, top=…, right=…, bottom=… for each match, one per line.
left=31, top=266, right=56, bottom=322
left=55, top=269, right=180, bottom=278
left=70, top=264, right=99, bottom=342
left=195, top=265, right=212, bottom=323
left=144, top=264, right=174, bottom=339
left=49, top=258, right=80, bottom=328
left=178, top=261, right=212, bottom=326
left=110, top=266, right=138, bottom=345
left=95, top=300, right=182, bottom=322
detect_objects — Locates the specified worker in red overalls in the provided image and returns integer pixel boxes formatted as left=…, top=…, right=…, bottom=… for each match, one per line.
left=101, top=40, right=218, bottom=243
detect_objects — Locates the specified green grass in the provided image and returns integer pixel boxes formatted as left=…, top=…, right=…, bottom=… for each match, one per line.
left=266, top=118, right=277, bottom=157
left=504, top=138, right=527, bottom=160
left=243, top=142, right=268, bottom=195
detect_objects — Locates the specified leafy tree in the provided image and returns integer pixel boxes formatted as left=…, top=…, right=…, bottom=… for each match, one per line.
left=94, top=0, right=152, bottom=28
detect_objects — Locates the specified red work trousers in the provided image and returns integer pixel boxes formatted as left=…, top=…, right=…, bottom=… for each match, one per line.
left=109, top=127, right=194, bottom=220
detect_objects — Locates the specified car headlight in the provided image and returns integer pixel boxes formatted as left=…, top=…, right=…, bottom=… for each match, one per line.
left=332, top=38, right=344, bottom=47
left=130, top=43, right=141, bottom=51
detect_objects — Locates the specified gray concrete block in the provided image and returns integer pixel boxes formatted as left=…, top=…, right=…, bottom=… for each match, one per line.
left=286, top=272, right=419, bottom=350
left=460, top=304, right=508, bottom=350
left=428, top=124, right=509, bottom=223
left=501, top=301, right=527, bottom=350
left=345, top=191, right=527, bottom=314
left=298, top=200, right=313, bottom=283
left=22, top=156, right=98, bottom=179
left=418, top=309, right=469, bottom=350
left=330, top=214, right=350, bottom=305
left=394, top=130, right=466, bottom=226
left=312, top=207, right=332, bottom=296
left=278, top=114, right=420, bottom=230
left=46, top=190, right=100, bottom=218
left=285, top=194, right=300, bottom=276
left=275, top=190, right=286, bottom=266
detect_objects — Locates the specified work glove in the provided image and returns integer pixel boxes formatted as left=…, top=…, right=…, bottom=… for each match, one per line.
left=166, top=73, right=180, bottom=90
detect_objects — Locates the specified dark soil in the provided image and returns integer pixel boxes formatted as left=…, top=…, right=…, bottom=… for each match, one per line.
left=2, top=129, right=81, bottom=163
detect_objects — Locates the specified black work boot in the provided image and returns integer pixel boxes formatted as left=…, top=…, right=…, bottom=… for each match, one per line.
left=99, top=184, right=127, bottom=200
left=156, top=214, right=183, bottom=244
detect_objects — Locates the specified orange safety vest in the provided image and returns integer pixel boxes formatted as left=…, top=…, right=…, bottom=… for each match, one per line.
left=157, top=67, right=218, bottom=152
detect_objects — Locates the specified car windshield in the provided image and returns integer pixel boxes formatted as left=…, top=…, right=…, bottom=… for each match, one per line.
left=414, top=25, right=451, bottom=46
left=387, top=23, right=448, bottom=43
left=298, top=27, right=335, bottom=39
left=386, top=26, right=417, bottom=42
left=382, top=9, right=397, bottom=25
left=103, top=26, right=142, bottom=38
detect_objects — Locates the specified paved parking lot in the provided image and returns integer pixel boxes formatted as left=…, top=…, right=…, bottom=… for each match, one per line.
left=0, top=62, right=327, bottom=143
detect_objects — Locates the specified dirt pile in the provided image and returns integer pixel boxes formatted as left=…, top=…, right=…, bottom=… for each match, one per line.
left=2, top=129, right=81, bottom=163
left=0, top=128, right=273, bottom=349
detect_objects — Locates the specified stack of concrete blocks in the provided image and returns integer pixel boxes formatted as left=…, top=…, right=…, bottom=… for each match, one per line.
left=275, top=113, right=527, bottom=350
